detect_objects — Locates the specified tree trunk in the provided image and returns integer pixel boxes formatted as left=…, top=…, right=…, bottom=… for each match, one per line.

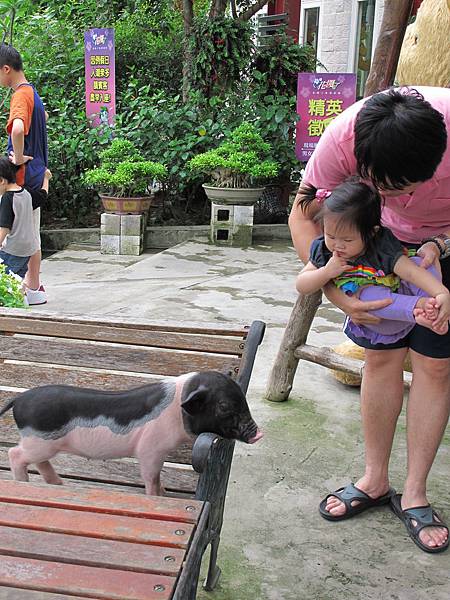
left=364, top=0, right=414, bottom=97
left=238, top=0, right=271, bottom=21
left=209, top=0, right=228, bottom=19
left=182, top=0, right=194, bottom=102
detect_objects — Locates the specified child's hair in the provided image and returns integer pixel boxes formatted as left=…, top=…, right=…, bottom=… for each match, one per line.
left=0, top=157, right=18, bottom=183
left=0, top=43, right=23, bottom=71
left=315, top=179, right=382, bottom=247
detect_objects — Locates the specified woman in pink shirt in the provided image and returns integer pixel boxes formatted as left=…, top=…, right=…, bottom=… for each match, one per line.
left=289, top=87, right=450, bottom=553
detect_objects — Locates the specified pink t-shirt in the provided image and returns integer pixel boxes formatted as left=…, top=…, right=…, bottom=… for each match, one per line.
left=302, top=86, right=450, bottom=244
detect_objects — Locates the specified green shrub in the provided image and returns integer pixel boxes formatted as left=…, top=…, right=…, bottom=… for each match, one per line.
left=0, top=264, right=27, bottom=308
left=188, top=123, right=280, bottom=188
left=84, top=138, right=168, bottom=197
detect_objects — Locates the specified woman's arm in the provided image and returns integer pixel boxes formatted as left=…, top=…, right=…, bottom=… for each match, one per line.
left=288, top=183, right=322, bottom=263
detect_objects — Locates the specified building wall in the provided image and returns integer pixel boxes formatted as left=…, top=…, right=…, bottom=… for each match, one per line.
left=299, top=0, right=386, bottom=74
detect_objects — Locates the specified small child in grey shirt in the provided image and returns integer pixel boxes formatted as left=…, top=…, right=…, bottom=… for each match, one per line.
left=0, top=157, right=51, bottom=278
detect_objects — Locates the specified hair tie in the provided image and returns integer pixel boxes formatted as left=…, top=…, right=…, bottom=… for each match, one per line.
left=315, top=189, right=332, bottom=204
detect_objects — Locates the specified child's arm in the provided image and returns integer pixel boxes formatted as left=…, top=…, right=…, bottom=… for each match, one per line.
left=296, top=252, right=352, bottom=295
left=394, top=255, right=450, bottom=326
left=394, top=255, right=448, bottom=298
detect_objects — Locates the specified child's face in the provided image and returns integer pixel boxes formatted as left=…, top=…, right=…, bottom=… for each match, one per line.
left=0, top=177, right=8, bottom=194
left=323, top=214, right=365, bottom=261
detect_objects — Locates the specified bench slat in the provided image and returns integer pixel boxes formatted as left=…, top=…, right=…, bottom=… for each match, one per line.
left=0, top=448, right=198, bottom=494
left=0, top=555, right=176, bottom=600
left=0, top=479, right=202, bottom=522
left=0, top=363, right=161, bottom=391
left=0, top=501, right=194, bottom=548
left=0, top=587, right=88, bottom=600
left=0, top=525, right=185, bottom=574
left=0, top=308, right=249, bottom=336
left=0, top=317, right=244, bottom=355
left=0, top=336, right=240, bottom=376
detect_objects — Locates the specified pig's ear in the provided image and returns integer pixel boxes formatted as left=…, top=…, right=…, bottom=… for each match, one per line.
left=181, top=385, right=208, bottom=415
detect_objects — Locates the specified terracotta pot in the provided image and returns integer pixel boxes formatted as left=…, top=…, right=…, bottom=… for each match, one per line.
left=100, top=195, right=153, bottom=215
left=202, top=185, right=265, bottom=206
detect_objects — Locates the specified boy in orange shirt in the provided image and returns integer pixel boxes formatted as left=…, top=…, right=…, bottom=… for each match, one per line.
left=0, top=43, right=48, bottom=305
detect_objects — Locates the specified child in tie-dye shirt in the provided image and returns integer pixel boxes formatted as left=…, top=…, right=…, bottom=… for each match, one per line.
left=296, top=179, right=450, bottom=344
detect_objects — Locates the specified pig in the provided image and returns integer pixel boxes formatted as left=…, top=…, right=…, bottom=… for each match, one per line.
left=0, top=370, right=262, bottom=495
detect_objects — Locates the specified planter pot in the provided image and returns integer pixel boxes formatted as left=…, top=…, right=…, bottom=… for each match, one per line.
left=202, top=185, right=265, bottom=206
left=100, top=195, right=153, bottom=215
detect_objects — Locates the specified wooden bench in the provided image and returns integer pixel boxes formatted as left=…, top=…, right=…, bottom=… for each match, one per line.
left=0, top=308, right=265, bottom=599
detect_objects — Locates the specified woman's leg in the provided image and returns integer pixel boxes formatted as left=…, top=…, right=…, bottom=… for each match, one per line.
left=325, top=347, right=407, bottom=516
left=402, top=351, right=450, bottom=549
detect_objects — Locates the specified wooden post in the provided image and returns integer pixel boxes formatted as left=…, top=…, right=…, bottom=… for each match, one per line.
left=265, top=290, right=322, bottom=402
left=364, top=0, right=414, bottom=97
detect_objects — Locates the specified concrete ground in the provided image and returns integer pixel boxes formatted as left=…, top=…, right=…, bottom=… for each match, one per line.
left=38, top=240, right=450, bottom=600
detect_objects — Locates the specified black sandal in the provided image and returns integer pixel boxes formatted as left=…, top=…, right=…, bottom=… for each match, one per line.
left=391, top=494, right=449, bottom=554
left=319, top=483, right=395, bottom=521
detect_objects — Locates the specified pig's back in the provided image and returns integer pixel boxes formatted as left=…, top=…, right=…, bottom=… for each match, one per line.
left=12, top=381, right=176, bottom=439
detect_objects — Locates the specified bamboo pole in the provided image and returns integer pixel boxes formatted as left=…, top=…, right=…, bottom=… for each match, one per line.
left=294, top=343, right=412, bottom=389
left=265, top=291, right=322, bottom=402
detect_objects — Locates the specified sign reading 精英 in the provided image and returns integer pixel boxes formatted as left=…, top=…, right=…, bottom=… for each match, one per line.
left=296, top=73, right=356, bottom=161
left=85, top=28, right=116, bottom=128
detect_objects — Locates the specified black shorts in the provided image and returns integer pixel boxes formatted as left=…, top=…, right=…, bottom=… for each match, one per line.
left=345, top=247, right=450, bottom=359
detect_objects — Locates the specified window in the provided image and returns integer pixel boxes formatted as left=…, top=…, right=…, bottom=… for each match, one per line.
left=354, top=0, right=375, bottom=97
left=304, top=7, right=320, bottom=61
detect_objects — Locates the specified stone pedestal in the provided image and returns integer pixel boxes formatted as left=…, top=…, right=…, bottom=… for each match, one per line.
left=210, top=202, right=254, bottom=247
left=101, top=213, right=147, bottom=255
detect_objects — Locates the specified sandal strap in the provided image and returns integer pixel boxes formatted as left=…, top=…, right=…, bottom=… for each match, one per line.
left=326, top=483, right=370, bottom=509
left=403, top=505, right=449, bottom=535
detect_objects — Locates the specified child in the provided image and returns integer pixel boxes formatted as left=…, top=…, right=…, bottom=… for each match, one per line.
left=296, top=179, right=450, bottom=344
left=0, top=157, right=51, bottom=280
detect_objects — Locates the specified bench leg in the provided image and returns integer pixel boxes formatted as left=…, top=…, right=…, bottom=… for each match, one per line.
left=203, top=534, right=221, bottom=591
left=265, top=291, right=322, bottom=402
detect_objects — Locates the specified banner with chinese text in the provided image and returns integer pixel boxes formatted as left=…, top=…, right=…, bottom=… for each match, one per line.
left=296, top=73, right=356, bottom=161
left=85, top=28, right=116, bottom=127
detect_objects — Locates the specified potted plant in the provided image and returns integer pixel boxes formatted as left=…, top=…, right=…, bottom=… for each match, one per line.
left=187, top=123, right=280, bottom=205
left=84, top=139, right=168, bottom=215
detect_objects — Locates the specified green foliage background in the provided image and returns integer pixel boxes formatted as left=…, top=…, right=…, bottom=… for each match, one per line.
left=0, top=0, right=316, bottom=226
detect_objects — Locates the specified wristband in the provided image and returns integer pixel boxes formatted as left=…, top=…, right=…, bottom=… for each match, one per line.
left=421, top=237, right=444, bottom=257
left=434, top=234, right=450, bottom=259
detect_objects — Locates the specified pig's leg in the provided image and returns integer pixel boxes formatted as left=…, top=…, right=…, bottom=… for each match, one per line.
left=8, top=446, right=30, bottom=482
left=139, top=459, right=165, bottom=496
left=35, top=461, right=63, bottom=485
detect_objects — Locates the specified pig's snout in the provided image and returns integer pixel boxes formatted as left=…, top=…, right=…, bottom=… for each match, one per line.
left=246, top=428, right=263, bottom=444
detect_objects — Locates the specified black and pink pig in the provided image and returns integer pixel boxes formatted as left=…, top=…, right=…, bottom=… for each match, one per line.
left=0, top=370, right=263, bottom=495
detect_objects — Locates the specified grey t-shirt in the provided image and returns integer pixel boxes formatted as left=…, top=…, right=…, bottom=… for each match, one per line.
left=0, top=187, right=46, bottom=257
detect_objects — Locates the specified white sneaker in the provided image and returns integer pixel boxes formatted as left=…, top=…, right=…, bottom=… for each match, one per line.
left=26, top=285, right=47, bottom=306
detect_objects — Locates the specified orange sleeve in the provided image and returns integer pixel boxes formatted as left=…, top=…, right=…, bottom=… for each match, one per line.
left=6, top=86, right=33, bottom=135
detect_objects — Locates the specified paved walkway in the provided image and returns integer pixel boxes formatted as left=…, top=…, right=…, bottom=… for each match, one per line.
left=39, top=241, right=450, bottom=600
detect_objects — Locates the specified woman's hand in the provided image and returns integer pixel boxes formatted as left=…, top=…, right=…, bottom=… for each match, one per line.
left=416, top=241, right=441, bottom=269
left=433, top=292, right=450, bottom=330
left=323, top=282, right=392, bottom=325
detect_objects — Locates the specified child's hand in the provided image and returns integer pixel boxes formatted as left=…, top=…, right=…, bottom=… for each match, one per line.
left=44, top=169, right=52, bottom=180
left=324, top=252, right=353, bottom=278
left=432, top=292, right=450, bottom=331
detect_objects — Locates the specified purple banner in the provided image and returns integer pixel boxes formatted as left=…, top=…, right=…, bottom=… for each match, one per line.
left=296, top=73, right=356, bottom=161
left=85, top=28, right=116, bottom=127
